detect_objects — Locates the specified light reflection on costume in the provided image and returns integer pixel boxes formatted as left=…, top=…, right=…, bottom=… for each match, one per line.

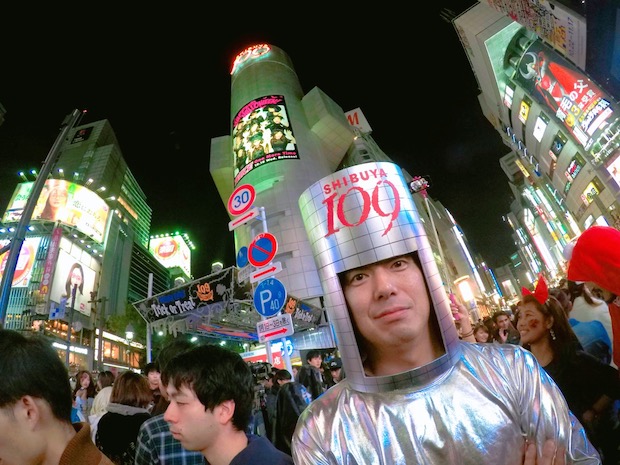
left=294, top=162, right=600, bottom=464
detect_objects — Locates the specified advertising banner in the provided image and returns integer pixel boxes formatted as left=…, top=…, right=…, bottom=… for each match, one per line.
left=149, top=235, right=191, bottom=276
left=0, top=236, right=41, bottom=288
left=482, top=0, right=586, bottom=68
left=2, top=180, right=110, bottom=243
left=133, top=266, right=322, bottom=340
left=39, top=227, right=63, bottom=295
left=232, top=95, right=299, bottom=185
left=49, top=249, right=97, bottom=317
left=513, top=40, right=618, bottom=162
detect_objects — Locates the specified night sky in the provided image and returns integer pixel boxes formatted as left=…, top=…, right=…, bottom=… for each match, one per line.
left=0, top=2, right=517, bottom=277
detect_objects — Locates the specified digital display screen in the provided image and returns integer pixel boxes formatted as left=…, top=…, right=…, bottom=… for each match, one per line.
left=533, top=115, right=548, bottom=142
left=606, top=153, right=620, bottom=188
left=518, top=99, right=531, bottom=124
left=565, top=153, right=584, bottom=182
left=232, top=95, right=299, bottom=185
left=2, top=180, right=110, bottom=243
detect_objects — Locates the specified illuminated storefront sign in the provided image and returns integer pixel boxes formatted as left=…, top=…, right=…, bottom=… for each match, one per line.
left=518, top=99, right=531, bottom=124
left=232, top=95, right=299, bottom=185
left=230, top=43, right=271, bottom=75
left=605, top=154, right=620, bottom=188
left=565, top=153, right=584, bottom=182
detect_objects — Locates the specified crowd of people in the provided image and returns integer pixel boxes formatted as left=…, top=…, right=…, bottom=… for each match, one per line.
left=1, top=162, right=619, bottom=464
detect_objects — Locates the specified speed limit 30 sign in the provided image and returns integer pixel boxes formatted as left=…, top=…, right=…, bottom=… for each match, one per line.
left=228, top=184, right=256, bottom=216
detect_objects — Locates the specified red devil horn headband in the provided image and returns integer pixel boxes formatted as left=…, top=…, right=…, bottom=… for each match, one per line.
left=521, top=274, right=548, bottom=305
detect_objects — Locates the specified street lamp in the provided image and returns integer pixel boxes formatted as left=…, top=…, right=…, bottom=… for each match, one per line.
left=125, top=323, right=135, bottom=341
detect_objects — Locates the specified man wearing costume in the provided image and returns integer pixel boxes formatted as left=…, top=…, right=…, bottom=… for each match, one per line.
left=565, top=226, right=620, bottom=371
left=293, top=161, right=600, bottom=464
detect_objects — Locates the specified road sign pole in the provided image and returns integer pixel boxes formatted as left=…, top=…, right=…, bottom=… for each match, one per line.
left=257, top=206, right=273, bottom=365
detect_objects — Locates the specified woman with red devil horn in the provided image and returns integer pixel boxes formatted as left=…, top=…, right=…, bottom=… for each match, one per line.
left=518, top=274, right=620, bottom=463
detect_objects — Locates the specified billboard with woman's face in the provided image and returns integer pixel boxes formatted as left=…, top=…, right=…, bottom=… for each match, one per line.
left=49, top=249, right=97, bottom=317
left=0, top=237, right=42, bottom=287
left=2, top=180, right=110, bottom=243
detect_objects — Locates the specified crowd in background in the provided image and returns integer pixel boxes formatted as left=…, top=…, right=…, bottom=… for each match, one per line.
left=58, top=343, right=346, bottom=464
left=468, top=275, right=620, bottom=465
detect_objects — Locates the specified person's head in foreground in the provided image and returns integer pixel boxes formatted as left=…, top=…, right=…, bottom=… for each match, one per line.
left=299, top=161, right=460, bottom=393
left=162, top=344, right=254, bottom=454
left=0, top=329, right=74, bottom=464
left=566, top=225, right=620, bottom=303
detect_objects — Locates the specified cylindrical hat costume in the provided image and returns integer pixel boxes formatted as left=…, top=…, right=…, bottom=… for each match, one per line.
left=298, top=161, right=461, bottom=393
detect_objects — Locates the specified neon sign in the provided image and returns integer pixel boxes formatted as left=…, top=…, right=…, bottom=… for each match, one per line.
left=230, top=44, right=271, bottom=75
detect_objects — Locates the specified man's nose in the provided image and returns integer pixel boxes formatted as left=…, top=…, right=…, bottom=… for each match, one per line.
left=163, top=403, right=175, bottom=423
left=373, top=268, right=396, bottom=297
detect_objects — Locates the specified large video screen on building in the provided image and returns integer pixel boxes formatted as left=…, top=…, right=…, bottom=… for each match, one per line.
left=2, top=180, right=110, bottom=243
left=513, top=40, right=618, bottom=162
left=149, top=235, right=191, bottom=277
left=232, top=95, right=298, bottom=185
left=0, top=236, right=42, bottom=287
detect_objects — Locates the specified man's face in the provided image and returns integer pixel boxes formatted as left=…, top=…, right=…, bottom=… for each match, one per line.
left=341, top=254, right=432, bottom=364
left=164, top=383, right=217, bottom=454
left=308, top=356, right=322, bottom=368
left=496, top=315, right=511, bottom=330
left=147, top=370, right=160, bottom=390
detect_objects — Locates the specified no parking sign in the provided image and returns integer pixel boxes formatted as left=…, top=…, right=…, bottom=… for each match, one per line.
left=248, top=232, right=278, bottom=268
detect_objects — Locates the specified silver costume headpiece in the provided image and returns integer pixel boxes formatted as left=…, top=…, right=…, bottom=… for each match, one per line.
left=299, top=162, right=461, bottom=393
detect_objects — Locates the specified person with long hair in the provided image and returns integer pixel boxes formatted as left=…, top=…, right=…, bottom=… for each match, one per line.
left=39, top=182, right=69, bottom=221
left=89, top=371, right=116, bottom=442
left=65, top=262, right=85, bottom=299
left=72, top=370, right=96, bottom=422
left=473, top=321, right=494, bottom=343
left=518, top=275, right=620, bottom=464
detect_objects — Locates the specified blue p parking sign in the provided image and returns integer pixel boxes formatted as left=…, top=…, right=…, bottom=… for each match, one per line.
left=253, top=278, right=286, bottom=318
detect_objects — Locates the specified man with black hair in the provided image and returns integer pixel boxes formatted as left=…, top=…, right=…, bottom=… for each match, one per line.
left=162, top=344, right=293, bottom=464
left=296, top=349, right=325, bottom=401
left=134, top=339, right=203, bottom=465
left=0, top=328, right=114, bottom=464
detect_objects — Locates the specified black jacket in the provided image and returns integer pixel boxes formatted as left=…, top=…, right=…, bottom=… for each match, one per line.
left=272, top=381, right=312, bottom=455
left=95, top=403, right=151, bottom=465
left=296, top=364, right=325, bottom=400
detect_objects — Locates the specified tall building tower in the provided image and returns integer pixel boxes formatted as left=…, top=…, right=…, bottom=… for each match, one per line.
left=210, top=44, right=492, bottom=343
left=0, top=117, right=172, bottom=370
left=211, top=44, right=354, bottom=312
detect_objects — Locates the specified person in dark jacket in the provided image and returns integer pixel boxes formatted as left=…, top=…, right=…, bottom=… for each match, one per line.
left=272, top=369, right=312, bottom=455
left=296, top=349, right=325, bottom=400
left=96, top=370, right=152, bottom=465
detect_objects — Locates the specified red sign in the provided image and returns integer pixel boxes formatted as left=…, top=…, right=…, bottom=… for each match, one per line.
left=248, top=232, right=278, bottom=268
left=228, top=184, right=256, bottom=216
